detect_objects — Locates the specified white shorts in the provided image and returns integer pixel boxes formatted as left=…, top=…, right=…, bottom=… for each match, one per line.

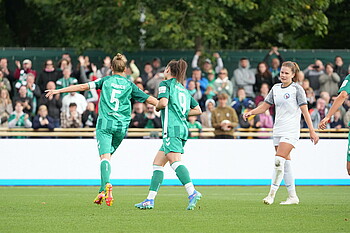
left=273, top=136, right=298, bottom=147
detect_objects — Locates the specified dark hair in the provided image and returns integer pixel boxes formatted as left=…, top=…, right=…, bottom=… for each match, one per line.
left=325, top=62, right=334, bottom=69
left=257, top=62, right=272, bottom=78
left=69, top=102, right=77, bottom=107
left=111, top=53, right=126, bottom=73
left=44, top=59, right=54, bottom=68
left=281, top=61, right=300, bottom=83
left=167, top=59, right=187, bottom=84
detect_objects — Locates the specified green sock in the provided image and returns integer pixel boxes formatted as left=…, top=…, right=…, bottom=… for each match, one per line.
left=172, top=163, right=191, bottom=185
left=99, top=160, right=111, bottom=193
left=149, top=170, right=164, bottom=192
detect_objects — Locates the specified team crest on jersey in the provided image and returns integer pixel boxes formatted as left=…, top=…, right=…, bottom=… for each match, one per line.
left=284, top=93, right=290, bottom=99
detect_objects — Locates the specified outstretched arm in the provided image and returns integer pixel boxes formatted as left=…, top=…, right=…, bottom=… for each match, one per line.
left=319, top=91, right=348, bottom=129
left=145, top=96, right=159, bottom=106
left=300, top=104, right=319, bottom=145
left=188, top=105, right=202, bottom=116
left=45, top=83, right=89, bottom=98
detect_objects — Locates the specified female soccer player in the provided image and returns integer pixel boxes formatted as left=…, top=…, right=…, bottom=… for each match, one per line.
left=45, top=53, right=158, bottom=206
left=135, top=59, right=202, bottom=210
left=319, top=74, right=350, bottom=175
left=243, top=61, right=319, bottom=205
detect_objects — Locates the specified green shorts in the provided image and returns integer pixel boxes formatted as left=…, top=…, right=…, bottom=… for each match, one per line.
left=159, top=137, right=186, bottom=155
left=96, top=128, right=127, bottom=156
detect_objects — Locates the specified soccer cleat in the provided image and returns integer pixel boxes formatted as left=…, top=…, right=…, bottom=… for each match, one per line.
left=134, top=199, right=154, bottom=209
left=93, top=191, right=105, bottom=205
left=105, top=183, right=114, bottom=206
left=280, top=196, right=299, bottom=205
left=263, top=195, right=275, bottom=205
left=187, top=190, right=202, bottom=210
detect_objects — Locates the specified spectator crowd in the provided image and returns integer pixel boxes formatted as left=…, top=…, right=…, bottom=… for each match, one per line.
left=0, top=47, right=349, bottom=139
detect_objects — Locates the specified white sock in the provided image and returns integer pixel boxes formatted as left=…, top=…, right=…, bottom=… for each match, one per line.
left=284, top=160, right=297, bottom=197
left=147, top=191, right=157, bottom=200
left=269, top=156, right=286, bottom=197
left=185, top=182, right=195, bottom=196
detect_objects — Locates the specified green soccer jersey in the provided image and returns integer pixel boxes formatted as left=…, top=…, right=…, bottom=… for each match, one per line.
left=88, top=74, right=149, bottom=130
left=158, top=78, right=199, bottom=139
left=339, top=74, right=350, bottom=127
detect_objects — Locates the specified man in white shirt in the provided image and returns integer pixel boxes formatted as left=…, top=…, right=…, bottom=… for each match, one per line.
left=61, top=86, right=87, bottom=114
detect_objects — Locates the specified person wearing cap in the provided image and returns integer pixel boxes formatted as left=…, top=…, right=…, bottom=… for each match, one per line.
left=14, top=59, right=37, bottom=81
left=191, top=51, right=224, bottom=78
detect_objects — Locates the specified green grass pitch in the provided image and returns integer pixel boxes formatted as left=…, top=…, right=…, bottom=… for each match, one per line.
left=0, top=186, right=349, bottom=233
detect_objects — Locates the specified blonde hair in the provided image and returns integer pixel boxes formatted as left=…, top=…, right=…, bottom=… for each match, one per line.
left=38, top=105, right=48, bottom=112
left=281, top=61, right=300, bottom=82
left=111, top=53, right=126, bottom=73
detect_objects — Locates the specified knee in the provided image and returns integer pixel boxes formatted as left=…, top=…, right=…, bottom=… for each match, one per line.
left=274, top=156, right=286, bottom=170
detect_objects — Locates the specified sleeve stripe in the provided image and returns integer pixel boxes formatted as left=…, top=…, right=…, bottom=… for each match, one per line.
left=299, top=103, right=307, bottom=106
left=264, top=100, right=273, bottom=105
left=88, top=81, right=95, bottom=89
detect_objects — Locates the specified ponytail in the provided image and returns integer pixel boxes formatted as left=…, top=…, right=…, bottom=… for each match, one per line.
left=111, top=53, right=126, bottom=73
left=282, top=61, right=300, bottom=83
left=167, top=59, right=188, bottom=84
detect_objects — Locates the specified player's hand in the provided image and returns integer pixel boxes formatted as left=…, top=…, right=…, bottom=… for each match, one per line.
left=318, top=117, right=330, bottom=130
left=310, top=130, right=319, bottom=145
left=243, top=111, right=253, bottom=121
left=45, top=89, right=59, bottom=98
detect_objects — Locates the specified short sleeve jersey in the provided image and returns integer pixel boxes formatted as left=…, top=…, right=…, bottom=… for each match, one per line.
left=338, top=74, right=350, bottom=126
left=265, top=82, right=307, bottom=138
left=89, top=75, right=149, bottom=130
left=158, top=78, right=199, bottom=140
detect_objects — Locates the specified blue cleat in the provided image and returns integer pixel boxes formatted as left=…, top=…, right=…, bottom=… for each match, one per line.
left=135, top=199, right=154, bottom=209
left=187, top=190, right=202, bottom=210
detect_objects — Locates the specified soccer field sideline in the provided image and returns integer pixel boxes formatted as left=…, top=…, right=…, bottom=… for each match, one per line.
left=1, top=186, right=349, bottom=233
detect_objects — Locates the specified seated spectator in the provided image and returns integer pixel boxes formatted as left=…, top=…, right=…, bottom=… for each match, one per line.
left=188, top=115, right=202, bottom=139
left=304, top=59, right=325, bottom=94
left=263, top=46, right=284, bottom=83
left=13, top=85, right=32, bottom=116
left=82, top=102, right=98, bottom=128
left=186, top=68, right=208, bottom=94
left=334, top=56, right=348, bottom=84
left=330, top=109, right=344, bottom=129
left=57, top=58, right=71, bottom=76
left=14, top=59, right=37, bottom=81
left=25, top=73, right=41, bottom=115
left=257, top=102, right=273, bottom=129
left=61, top=84, right=87, bottom=114
left=152, top=57, right=165, bottom=75
left=39, top=81, right=62, bottom=128
left=231, top=88, right=255, bottom=116
left=296, top=70, right=305, bottom=87
left=144, top=103, right=162, bottom=128
left=60, top=102, right=82, bottom=128
left=211, top=93, right=238, bottom=139
left=200, top=99, right=215, bottom=128
left=130, top=102, right=147, bottom=128
left=191, top=51, right=224, bottom=77
left=0, top=89, right=13, bottom=127
left=187, top=80, right=202, bottom=102
left=305, top=87, right=316, bottom=110
left=311, top=98, right=329, bottom=129
left=213, top=68, right=233, bottom=103
left=36, top=59, right=60, bottom=93
left=239, top=103, right=260, bottom=129
left=204, top=85, right=217, bottom=102
left=254, top=83, right=274, bottom=116
left=233, top=57, right=256, bottom=98
left=0, top=70, right=11, bottom=94
left=8, top=101, right=32, bottom=128
left=254, top=62, right=272, bottom=93
left=0, top=58, right=15, bottom=87
left=319, top=63, right=340, bottom=97
left=32, top=105, right=55, bottom=130
left=302, top=78, right=310, bottom=91
left=146, top=70, right=165, bottom=96
left=319, top=91, right=331, bottom=108
left=56, top=67, right=78, bottom=98
left=207, top=69, right=216, bottom=87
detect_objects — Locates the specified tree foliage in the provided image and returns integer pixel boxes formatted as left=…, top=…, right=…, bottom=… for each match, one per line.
left=0, top=0, right=347, bottom=52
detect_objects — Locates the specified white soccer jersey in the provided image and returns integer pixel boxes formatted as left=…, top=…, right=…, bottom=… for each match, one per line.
left=265, top=82, right=307, bottom=138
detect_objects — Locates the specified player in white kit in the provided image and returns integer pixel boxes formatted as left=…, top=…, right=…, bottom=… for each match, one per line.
left=243, top=61, right=319, bottom=205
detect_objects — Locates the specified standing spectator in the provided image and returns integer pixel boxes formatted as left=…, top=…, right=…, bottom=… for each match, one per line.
left=319, top=63, right=340, bottom=97
left=0, top=58, right=15, bottom=84
left=151, top=57, right=165, bottom=75
left=311, top=98, right=329, bottom=129
left=32, top=105, right=55, bottom=130
left=211, top=93, right=238, bottom=139
left=25, top=73, right=41, bottom=115
left=0, top=89, right=13, bottom=127
left=188, top=115, right=202, bottom=139
left=146, top=71, right=165, bottom=96
left=187, top=80, right=202, bottom=102
left=144, top=103, right=162, bottom=129
left=213, top=68, right=234, bottom=103
left=36, top=59, right=60, bottom=93
left=82, top=102, right=98, bottom=128
left=8, top=101, right=32, bottom=128
left=60, top=102, right=82, bottom=128
left=56, top=67, right=78, bottom=98
left=334, top=56, right=348, bottom=85
left=255, top=83, right=274, bottom=116
left=129, top=102, right=147, bottom=128
left=61, top=85, right=87, bottom=115
left=304, top=59, right=325, bottom=94
left=99, top=56, right=112, bottom=78
left=263, top=46, right=284, bottom=83
left=200, top=99, right=215, bottom=128
left=330, top=109, right=344, bottom=129
left=39, top=81, right=62, bottom=128
left=141, top=63, right=154, bottom=87
left=186, top=68, right=208, bottom=94
left=257, top=102, right=274, bottom=129
left=191, top=51, right=224, bottom=77
left=231, top=88, right=255, bottom=116
left=254, top=62, right=272, bottom=93
left=13, top=59, right=37, bottom=81
left=13, top=85, right=32, bottom=116
left=233, top=57, right=256, bottom=98
left=0, top=70, right=11, bottom=94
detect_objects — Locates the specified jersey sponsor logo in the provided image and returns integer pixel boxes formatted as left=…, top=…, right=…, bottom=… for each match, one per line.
left=111, top=83, right=125, bottom=89
left=284, top=93, right=290, bottom=99
left=159, top=86, right=166, bottom=94
left=340, top=80, right=348, bottom=88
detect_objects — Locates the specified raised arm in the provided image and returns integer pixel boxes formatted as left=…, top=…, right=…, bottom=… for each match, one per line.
left=45, top=83, right=89, bottom=98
